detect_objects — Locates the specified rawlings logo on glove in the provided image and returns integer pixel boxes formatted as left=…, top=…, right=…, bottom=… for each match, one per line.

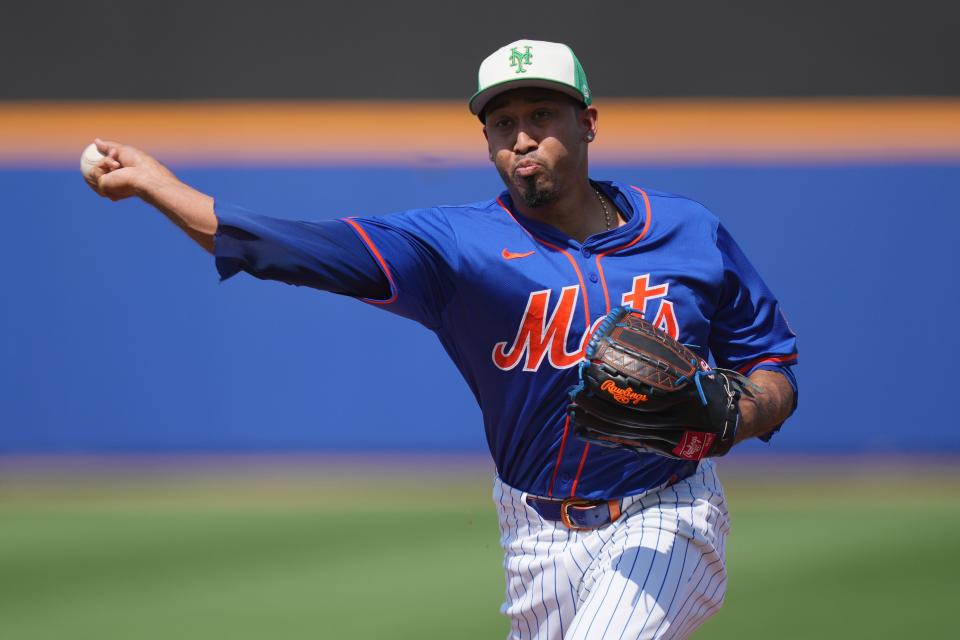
left=600, top=380, right=648, bottom=405
left=567, top=307, right=758, bottom=461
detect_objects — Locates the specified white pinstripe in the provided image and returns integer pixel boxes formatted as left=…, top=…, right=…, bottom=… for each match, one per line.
left=494, top=461, right=729, bottom=640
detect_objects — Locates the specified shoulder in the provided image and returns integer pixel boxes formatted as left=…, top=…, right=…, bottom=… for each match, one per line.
left=349, top=197, right=519, bottom=267
left=368, top=197, right=506, bottom=229
left=638, top=186, right=719, bottom=224
left=434, top=197, right=513, bottom=225
left=615, top=182, right=721, bottom=241
left=417, top=196, right=524, bottom=240
left=352, top=197, right=496, bottom=237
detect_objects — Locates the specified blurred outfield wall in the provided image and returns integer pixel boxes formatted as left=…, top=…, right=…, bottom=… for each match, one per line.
left=1, top=100, right=958, bottom=454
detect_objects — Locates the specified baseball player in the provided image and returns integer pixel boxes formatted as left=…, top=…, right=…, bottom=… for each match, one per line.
left=85, top=39, right=798, bottom=639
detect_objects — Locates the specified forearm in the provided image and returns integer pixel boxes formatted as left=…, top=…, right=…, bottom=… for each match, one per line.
left=86, top=139, right=219, bottom=254
left=734, top=369, right=795, bottom=443
left=139, top=176, right=217, bottom=254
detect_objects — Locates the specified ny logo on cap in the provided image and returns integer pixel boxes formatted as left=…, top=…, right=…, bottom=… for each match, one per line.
left=509, top=46, right=533, bottom=74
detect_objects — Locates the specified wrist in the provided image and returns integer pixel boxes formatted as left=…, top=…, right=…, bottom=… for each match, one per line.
left=136, top=172, right=179, bottom=202
left=734, top=397, right=757, bottom=443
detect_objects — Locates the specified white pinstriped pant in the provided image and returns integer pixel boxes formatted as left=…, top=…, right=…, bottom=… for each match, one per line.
left=494, top=461, right=729, bottom=640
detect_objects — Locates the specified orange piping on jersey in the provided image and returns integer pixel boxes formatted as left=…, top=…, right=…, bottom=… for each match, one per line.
left=735, top=353, right=798, bottom=374
left=569, top=186, right=653, bottom=493
left=496, top=197, right=591, bottom=328
left=569, top=444, right=591, bottom=497
left=595, top=186, right=653, bottom=313
left=341, top=218, right=398, bottom=305
left=497, top=197, right=595, bottom=493
left=547, top=415, right=572, bottom=498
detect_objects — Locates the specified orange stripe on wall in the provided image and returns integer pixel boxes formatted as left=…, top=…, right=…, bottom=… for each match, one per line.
left=2, top=99, right=959, bottom=166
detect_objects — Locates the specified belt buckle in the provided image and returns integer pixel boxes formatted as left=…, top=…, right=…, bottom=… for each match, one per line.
left=559, top=497, right=603, bottom=531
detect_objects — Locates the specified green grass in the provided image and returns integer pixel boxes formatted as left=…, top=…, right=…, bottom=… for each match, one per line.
left=1, top=458, right=958, bottom=639
left=0, top=507, right=505, bottom=639
left=698, top=469, right=960, bottom=640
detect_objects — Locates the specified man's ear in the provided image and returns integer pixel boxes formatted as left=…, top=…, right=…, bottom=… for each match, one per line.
left=581, top=105, right=599, bottom=142
left=483, top=126, right=494, bottom=161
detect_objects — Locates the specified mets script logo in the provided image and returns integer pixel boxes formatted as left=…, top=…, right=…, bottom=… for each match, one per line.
left=600, top=380, right=648, bottom=405
left=492, top=286, right=592, bottom=371
left=509, top=46, right=533, bottom=73
left=620, top=274, right=679, bottom=341
left=491, top=274, right=681, bottom=372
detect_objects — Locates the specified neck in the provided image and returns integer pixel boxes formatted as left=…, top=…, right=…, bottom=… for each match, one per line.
left=512, top=178, right=618, bottom=243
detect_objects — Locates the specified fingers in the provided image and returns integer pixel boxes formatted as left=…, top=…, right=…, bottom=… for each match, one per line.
left=95, top=138, right=122, bottom=156
left=85, top=155, right=121, bottom=183
left=95, top=138, right=140, bottom=168
left=97, top=167, right=138, bottom=201
left=83, top=152, right=124, bottom=198
left=100, top=155, right=121, bottom=172
left=95, top=138, right=163, bottom=178
left=85, top=139, right=168, bottom=201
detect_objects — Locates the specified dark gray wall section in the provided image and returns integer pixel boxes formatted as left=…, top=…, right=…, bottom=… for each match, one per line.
left=3, top=0, right=958, bottom=99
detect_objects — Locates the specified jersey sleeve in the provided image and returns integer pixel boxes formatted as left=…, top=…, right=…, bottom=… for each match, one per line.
left=213, top=201, right=389, bottom=299
left=341, top=208, right=459, bottom=329
left=709, top=224, right=799, bottom=436
left=709, top=223, right=798, bottom=372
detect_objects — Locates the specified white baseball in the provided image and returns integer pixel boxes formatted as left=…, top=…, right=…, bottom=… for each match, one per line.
left=80, top=142, right=106, bottom=182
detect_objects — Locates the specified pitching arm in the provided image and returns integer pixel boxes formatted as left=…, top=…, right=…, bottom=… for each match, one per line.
left=82, top=138, right=390, bottom=299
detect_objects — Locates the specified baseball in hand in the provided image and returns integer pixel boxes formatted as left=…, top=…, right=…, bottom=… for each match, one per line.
left=80, top=142, right=106, bottom=183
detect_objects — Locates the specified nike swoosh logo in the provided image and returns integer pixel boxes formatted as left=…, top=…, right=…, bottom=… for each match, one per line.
left=502, top=248, right=536, bottom=260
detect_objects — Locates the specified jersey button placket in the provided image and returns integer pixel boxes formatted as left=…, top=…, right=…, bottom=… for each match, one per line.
left=579, top=247, right=602, bottom=291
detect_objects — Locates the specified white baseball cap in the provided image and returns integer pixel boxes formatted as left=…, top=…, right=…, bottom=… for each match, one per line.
left=469, top=39, right=592, bottom=118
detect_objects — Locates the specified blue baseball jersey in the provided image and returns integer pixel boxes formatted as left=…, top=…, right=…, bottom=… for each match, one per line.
left=214, top=180, right=798, bottom=500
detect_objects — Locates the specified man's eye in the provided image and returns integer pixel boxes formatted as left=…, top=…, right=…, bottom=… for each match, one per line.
left=495, top=118, right=512, bottom=128
left=533, top=109, right=551, bottom=120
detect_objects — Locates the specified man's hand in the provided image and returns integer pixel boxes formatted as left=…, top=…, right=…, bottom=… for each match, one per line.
left=84, top=138, right=217, bottom=253
left=84, top=139, right=179, bottom=202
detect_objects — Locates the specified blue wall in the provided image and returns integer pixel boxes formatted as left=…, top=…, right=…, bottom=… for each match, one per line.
left=3, top=164, right=958, bottom=453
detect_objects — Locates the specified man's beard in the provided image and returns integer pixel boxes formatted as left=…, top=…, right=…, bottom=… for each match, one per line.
left=517, top=175, right=559, bottom=207
left=495, top=158, right=561, bottom=207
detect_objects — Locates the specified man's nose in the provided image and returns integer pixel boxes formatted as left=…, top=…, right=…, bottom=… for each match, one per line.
left=513, top=130, right=538, bottom=154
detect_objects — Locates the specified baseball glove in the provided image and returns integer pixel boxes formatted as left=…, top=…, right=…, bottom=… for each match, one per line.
left=568, top=306, right=758, bottom=461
